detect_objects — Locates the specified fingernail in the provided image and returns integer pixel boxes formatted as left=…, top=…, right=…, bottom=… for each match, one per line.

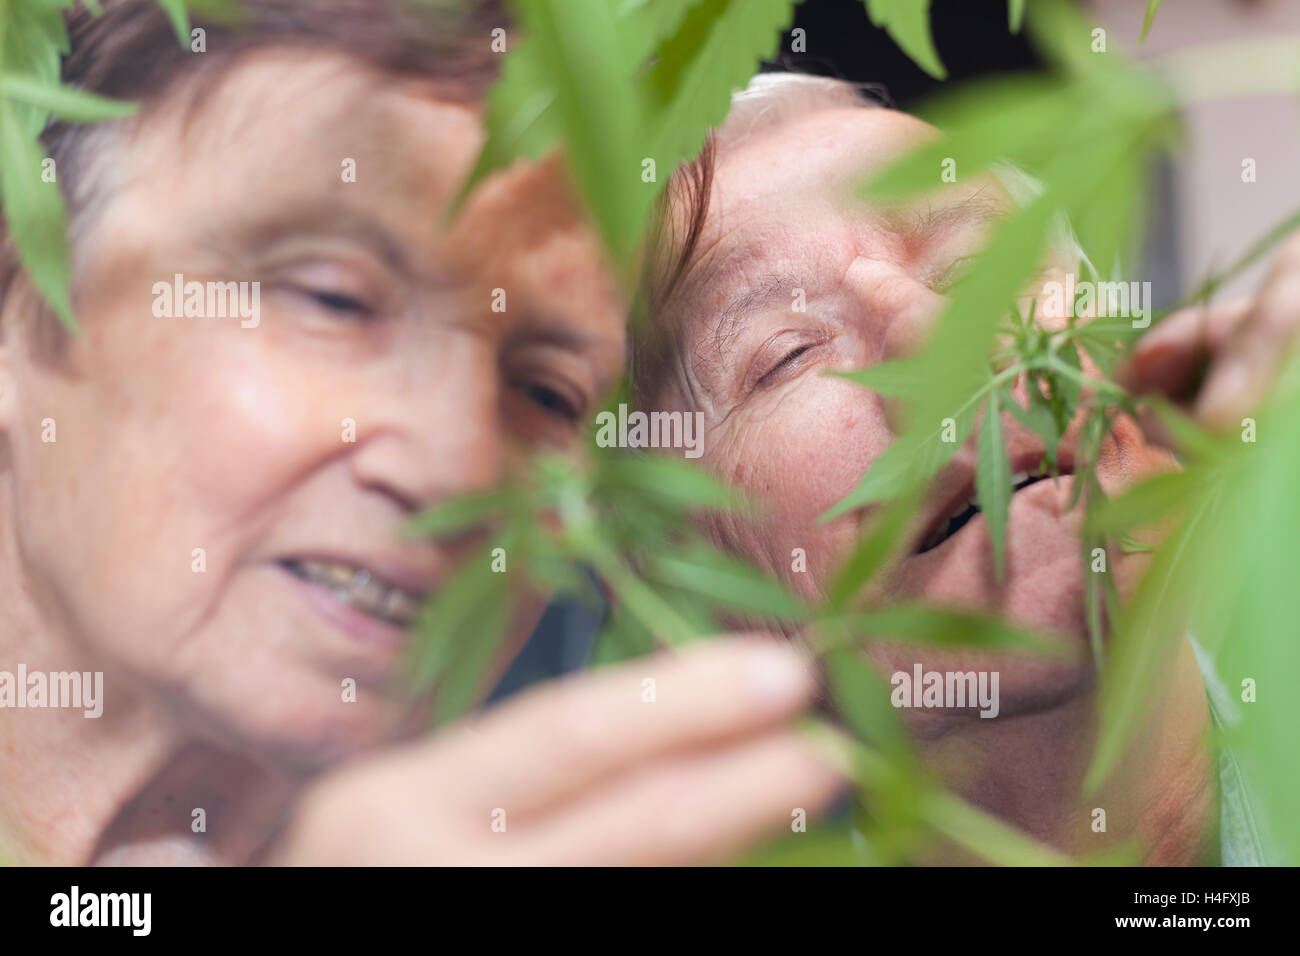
left=745, top=642, right=812, bottom=705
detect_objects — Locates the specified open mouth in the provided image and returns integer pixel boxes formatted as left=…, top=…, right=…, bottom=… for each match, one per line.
left=914, top=469, right=1056, bottom=555
left=278, top=558, right=425, bottom=628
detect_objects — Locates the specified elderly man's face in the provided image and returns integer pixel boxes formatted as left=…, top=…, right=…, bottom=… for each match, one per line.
left=0, top=50, right=625, bottom=766
left=652, top=106, right=1173, bottom=718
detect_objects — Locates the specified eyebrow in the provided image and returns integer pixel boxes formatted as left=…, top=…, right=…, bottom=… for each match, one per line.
left=504, top=323, right=609, bottom=355
left=199, top=203, right=415, bottom=279
left=891, top=188, right=1008, bottom=246
left=699, top=191, right=1007, bottom=354
left=697, top=272, right=809, bottom=375
left=711, top=274, right=797, bottom=349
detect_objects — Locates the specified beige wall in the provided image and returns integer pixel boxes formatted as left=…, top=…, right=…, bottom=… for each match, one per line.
left=1088, top=0, right=1300, bottom=299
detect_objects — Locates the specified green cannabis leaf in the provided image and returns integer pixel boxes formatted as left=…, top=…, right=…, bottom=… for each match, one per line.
left=1140, top=0, right=1162, bottom=45
left=1008, top=0, right=1025, bottom=34
left=458, top=0, right=797, bottom=269
left=975, top=388, right=1011, bottom=579
left=863, top=0, right=945, bottom=80
left=0, top=0, right=201, bottom=330
left=0, top=73, right=136, bottom=121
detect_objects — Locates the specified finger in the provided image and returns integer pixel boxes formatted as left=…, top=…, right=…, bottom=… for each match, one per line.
left=500, top=728, right=851, bottom=865
left=1118, top=298, right=1252, bottom=399
left=424, top=637, right=819, bottom=817
left=1197, top=236, right=1300, bottom=430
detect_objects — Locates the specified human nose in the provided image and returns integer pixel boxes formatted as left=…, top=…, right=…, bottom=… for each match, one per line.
left=346, top=334, right=506, bottom=514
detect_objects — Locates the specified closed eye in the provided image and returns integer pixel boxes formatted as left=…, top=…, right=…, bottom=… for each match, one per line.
left=758, top=344, right=813, bottom=386
left=518, top=382, right=580, bottom=423
left=307, top=289, right=373, bottom=318
left=930, top=255, right=978, bottom=293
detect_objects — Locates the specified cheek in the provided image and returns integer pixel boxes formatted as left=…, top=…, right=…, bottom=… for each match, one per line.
left=13, top=319, right=339, bottom=648
left=707, top=376, right=893, bottom=586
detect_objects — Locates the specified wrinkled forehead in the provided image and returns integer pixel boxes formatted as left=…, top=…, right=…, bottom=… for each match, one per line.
left=662, top=105, right=1013, bottom=343
left=715, top=106, right=945, bottom=206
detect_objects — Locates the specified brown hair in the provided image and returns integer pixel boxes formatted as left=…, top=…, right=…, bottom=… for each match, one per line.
left=631, top=133, right=715, bottom=407
left=633, top=72, right=884, bottom=408
left=1, top=0, right=506, bottom=342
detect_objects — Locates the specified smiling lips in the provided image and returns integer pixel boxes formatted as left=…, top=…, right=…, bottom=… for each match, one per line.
left=915, top=467, right=1061, bottom=554
left=280, top=558, right=425, bottom=627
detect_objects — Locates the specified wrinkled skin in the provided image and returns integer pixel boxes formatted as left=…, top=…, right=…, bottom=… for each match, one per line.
left=0, top=49, right=627, bottom=863
left=647, top=106, right=1219, bottom=861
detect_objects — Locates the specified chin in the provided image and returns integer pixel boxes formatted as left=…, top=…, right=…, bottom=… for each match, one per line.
left=871, top=475, right=1100, bottom=719
left=180, top=671, right=417, bottom=777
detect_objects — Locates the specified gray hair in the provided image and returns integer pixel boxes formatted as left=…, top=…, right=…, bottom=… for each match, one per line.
left=720, top=71, right=1091, bottom=274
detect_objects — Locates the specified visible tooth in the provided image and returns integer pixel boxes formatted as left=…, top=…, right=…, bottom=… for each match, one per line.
left=382, top=588, right=418, bottom=624
left=349, top=569, right=384, bottom=608
left=381, top=587, right=403, bottom=618
left=293, top=558, right=420, bottom=623
left=325, top=562, right=352, bottom=586
left=1010, top=471, right=1029, bottom=485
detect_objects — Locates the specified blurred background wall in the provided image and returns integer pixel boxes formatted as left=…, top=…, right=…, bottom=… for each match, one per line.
left=1088, top=0, right=1300, bottom=300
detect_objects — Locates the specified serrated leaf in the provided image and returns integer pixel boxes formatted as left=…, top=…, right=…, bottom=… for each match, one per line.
left=864, top=0, right=946, bottom=80
left=921, top=788, right=1071, bottom=865
left=825, top=644, right=913, bottom=763
left=642, top=0, right=797, bottom=181
left=650, top=544, right=808, bottom=619
left=1025, top=0, right=1124, bottom=79
left=602, top=564, right=700, bottom=646
left=513, top=0, right=643, bottom=261
left=1051, top=339, right=1084, bottom=411
left=154, top=0, right=192, bottom=47
left=0, top=98, right=74, bottom=329
left=1003, top=381, right=1060, bottom=469
left=405, top=488, right=515, bottom=538
left=1145, top=395, right=1223, bottom=461
left=831, top=358, right=927, bottom=400
left=1084, top=469, right=1198, bottom=536
left=861, top=77, right=1072, bottom=204
left=832, top=604, right=1061, bottom=655
left=1073, top=325, right=1125, bottom=378
left=975, top=390, right=1011, bottom=579
left=596, top=454, right=740, bottom=512
left=824, top=196, right=1056, bottom=523
left=820, top=401, right=976, bottom=520
left=1140, top=0, right=1162, bottom=45
left=1085, top=483, right=1223, bottom=792
left=0, top=73, right=136, bottom=121
left=1070, top=152, right=1143, bottom=284
left=456, top=0, right=702, bottom=219
left=616, top=0, right=703, bottom=63
left=1008, top=0, right=1025, bottom=33
left=432, top=586, right=510, bottom=725
left=1203, top=389, right=1300, bottom=863
left=826, top=490, right=921, bottom=608
left=590, top=606, right=654, bottom=667
left=1, top=0, right=69, bottom=130
left=451, top=38, right=559, bottom=215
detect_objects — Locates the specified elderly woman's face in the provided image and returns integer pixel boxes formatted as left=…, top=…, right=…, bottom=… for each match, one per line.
left=653, top=106, right=1173, bottom=714
left=0, top=51, right=625, bottom=765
